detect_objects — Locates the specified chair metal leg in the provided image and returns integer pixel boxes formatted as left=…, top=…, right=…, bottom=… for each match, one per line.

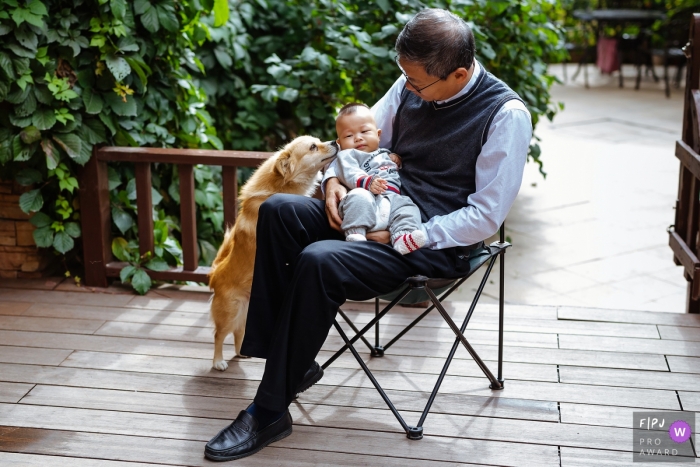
left=322, top=286, right=412, bottom=370
left=374, top=298, right=384, bottom=357
left=333, top=321, right=423, bottom=439
left=496, top=226, right=506, bottom=386
left=337, top=308, right=375, bottom=354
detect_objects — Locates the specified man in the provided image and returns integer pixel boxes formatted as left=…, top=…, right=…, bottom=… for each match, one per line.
left=204, top=8, right=531, bottom=462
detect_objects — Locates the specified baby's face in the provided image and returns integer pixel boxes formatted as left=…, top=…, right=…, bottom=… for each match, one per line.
left=335, top=108, right=382, bottom=152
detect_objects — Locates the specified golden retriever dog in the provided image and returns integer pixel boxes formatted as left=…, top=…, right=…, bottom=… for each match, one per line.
left=208, top=136, right=339, bottom=371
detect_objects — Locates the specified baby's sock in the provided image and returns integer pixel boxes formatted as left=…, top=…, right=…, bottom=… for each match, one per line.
left=346, top=228, right=367, bottom=242
left=393, top=229, right=426, bottom=255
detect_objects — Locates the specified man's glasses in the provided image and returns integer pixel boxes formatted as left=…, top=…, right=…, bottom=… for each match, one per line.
left=394, top=56, right=441, bottom=94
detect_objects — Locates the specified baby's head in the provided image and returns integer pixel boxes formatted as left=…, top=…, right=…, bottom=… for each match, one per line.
left=335, top=103, right=381, bottom=152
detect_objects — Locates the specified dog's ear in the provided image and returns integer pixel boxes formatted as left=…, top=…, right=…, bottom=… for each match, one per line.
left=274, top=149, right=295, bottom=181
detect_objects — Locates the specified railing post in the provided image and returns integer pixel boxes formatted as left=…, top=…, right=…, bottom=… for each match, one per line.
left=79, top=148, right=111, bottom=287
left=135, top=162, right=154, bottom=259
left=179, top=164, right=197, bottom=271
left=222, top=166, right=238, bottom=230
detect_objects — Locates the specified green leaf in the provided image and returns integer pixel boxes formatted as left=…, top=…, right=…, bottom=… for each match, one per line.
left=12, top=134, right=31, bottom=161
left=110, top=0, right=127, bottom=19
left=112, top=206, right=134, bottom=234
left=41, top=139, right=59, bottom=169
left=30, top=212, right=52, bottom=228
left=0, top=139, right=12, bottom=164
left=16, top=168, right=42, bottom=186
left=111, top=237, right=131, bottom=262
left=19, top=189, right=43, bottom=213
left=32, top=108, right=56, bottom=130
left=140, top=6, right=159, bottom=33
left=20, top=125, right=41, bottom=144
left=82, top=88, right=104, bottom=114
left=213, top=0, right=229, bottom=27
left=130, top=268, right=151, bottom=295
left=14, top=24, right=37, bottom=51
left=33, top=226, right=53, bottom=248
left=64, top=221, right=81, bottom=238
left=99, top=113, right=117, bottom=136
left=6, top=85, right=30, bottom=104
left=0, top=52, right=14, bottom=79
left=106, top=54, right=131, bottom=82
left=120, top=264, right=136, bottom=283
left=133, top=0, right=150, bottom=15
left=108, top=167, right=121, bottom=190
left=6, top=43, right=35, bottom=58
left=144, top=257, right=169, bottom=271
left=53, top=133, right=82, bottom=160
left=15, top=91, right=37, bottom=117
left=105, top=92, right=137, bottom=117
left=79, top=119, right=107, bottom=145
left=27, top=0, right=48, bottom=17
left=156, top=5, right=178, bottom=32
left=124, top=56, right=147, bottom=88
left=52, top=230, right=74, bottom=253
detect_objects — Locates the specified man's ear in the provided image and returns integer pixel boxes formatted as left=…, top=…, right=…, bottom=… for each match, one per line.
left=452, top=67, right=470, bottom=85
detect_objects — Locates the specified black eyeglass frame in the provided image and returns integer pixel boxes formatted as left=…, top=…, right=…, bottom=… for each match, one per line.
left=394, top=56, right=442, bottom=94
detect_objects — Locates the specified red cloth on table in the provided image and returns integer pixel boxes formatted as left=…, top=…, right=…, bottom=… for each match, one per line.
left=596, top=37, right=620, bottom=74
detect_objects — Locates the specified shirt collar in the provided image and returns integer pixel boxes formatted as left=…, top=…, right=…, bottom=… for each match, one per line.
left=434, top=61, right=482, bottom=105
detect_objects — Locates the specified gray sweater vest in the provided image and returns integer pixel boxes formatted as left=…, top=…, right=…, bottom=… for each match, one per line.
left=390, top=64, right=523, bottom=222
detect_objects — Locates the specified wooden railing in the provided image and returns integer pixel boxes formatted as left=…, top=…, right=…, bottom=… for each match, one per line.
left=78, top=146, right=274, bottom=287
left=670, top=13, right=700, bottom=313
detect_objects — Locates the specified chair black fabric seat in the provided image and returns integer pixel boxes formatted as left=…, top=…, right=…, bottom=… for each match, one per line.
left=312, top=226, right=511, bottom=440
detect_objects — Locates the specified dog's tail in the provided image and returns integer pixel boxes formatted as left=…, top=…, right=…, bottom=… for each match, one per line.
left=209, top=226, right=235, bottom=286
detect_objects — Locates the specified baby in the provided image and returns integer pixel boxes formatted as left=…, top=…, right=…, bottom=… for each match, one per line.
left=334, top=103, right=426, bottom=255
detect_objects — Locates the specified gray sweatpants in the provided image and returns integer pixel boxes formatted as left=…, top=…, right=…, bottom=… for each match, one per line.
left=338, top=188, right=422, bottom=242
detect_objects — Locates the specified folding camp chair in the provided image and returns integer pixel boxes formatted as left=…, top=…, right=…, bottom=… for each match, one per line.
left=321, top=224, right=510, bottom=440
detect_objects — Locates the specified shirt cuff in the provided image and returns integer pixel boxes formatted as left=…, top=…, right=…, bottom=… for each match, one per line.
left=420, top=224, right=437, bottom=249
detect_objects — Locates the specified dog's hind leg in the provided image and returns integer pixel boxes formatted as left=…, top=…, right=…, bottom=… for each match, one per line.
left=212, top=328, right=229, bottom=371
left=233, top=299, right=250, bottom=358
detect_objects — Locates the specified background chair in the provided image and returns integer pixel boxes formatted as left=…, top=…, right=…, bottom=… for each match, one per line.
left=319, top=225, right=510, bottom=439
left=651, top=6, right=693, bottom=97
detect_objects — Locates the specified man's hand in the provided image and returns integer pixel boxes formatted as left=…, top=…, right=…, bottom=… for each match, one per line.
left=369, top=177, right=388, bottom=195
left=325, top=177, right=347, bottom=231
left=389, top=153, right=402, bottom=168
left=367, top=231, right=391, bottom=244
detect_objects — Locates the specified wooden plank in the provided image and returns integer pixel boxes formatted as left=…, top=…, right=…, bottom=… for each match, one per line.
left=669, top=229, right=700, bottom=280
left=0, top=402, right=632, bottom=453
left=657, top=324, right=700, bottom=341
left=0, top=316, right=105, bottom=334
left=0, top=361, right=680, bottom=411
left=668, top=355, right=700, bottom=374
left=0, top=425, right=557, bottom=467
left=560, top=446, right=696, bottom=466
left=559, top=334, right=700, bottom=357
left=344, top=300, right=559, bottom=320
left=0, top=327, right=667, bottom=378
left=78, top=153, right=111, bottom=287
left=58, top=351, right=557, bottom=394
left=678, top=391, right=700, bottom=411
left=94, top=320, right=560, bottom=348
left=0, top=382, right=33, bottom=403
left=21, top=384, right=559, bottom=424
left=560, top=403, right=692, bottom=429
left=0, top=302, right=31, bottom=316
left=0, top=346, right=72, bottom=366
left=105, top=262, right=210, bottom=283
left=0, top=288, right=134, bottom=307
left=97, top=146, right=272, bottom=168
left=676, top=140, right=700, bottom=194
left=560, top=365, right=700, bottom=393
left=558, top=306, right=700, bottom=327
left=0, top=452, right=163, bottom=467
left=134, top=162, right=154, bottom=258
left=125, top=296, right=211, bottom=312
left=222, top=165, right=237, bottom=229
left=22, top=302, right=212, bottom=327
left=178, top=164, right=197, bottom=271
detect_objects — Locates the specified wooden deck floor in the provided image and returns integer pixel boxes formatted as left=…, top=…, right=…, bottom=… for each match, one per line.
left=0, top=280, right=699, bottom=466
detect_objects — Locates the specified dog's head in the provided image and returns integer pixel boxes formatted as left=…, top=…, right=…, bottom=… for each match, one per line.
left=274, top=136, right=338, bottom=183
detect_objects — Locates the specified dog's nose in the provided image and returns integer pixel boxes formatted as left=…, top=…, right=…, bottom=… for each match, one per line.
left=328, top=140, right=339, bottom=153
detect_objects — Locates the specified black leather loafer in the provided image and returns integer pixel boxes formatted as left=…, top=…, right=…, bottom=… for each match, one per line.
left=204, top=410, right=292, bottom=461
left=295, top=361, right=324, bottom=397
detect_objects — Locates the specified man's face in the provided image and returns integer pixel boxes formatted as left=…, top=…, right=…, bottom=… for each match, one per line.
left=335, top=108, right=382, bottom=152
left=397, top=58, right=468, bottom=102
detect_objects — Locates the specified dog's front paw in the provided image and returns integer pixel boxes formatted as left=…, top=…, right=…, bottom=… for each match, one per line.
left=212, top=359, right=229, bottom=371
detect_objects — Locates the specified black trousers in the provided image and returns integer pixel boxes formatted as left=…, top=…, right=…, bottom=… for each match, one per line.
left=241, top=194, right=472, bottom=411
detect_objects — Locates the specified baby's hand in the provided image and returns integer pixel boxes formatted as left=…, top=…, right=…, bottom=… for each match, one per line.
left=389, top=153, right=402, bottom=168
left=369, top=177, right=388, bottom=195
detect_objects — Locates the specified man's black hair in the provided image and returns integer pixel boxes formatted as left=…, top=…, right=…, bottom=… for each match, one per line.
left=395, top=9, right=475, bottom=80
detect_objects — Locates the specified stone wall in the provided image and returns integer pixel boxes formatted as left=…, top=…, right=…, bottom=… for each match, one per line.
left=0, top=181, right=54, bottom=279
